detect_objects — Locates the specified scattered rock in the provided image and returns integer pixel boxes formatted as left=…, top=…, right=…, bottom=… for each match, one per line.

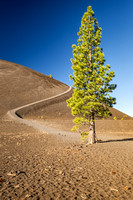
left=8, top=156, right=12, bottom=159
left=7, top=172, right=16, bottom=177
left=14, top=184, right=19, bottom=189
left=125, top=186, right=131, bottom=190
left=110, top=188, right=118, bottom=192
left=110, top=171, right=116, bottom=175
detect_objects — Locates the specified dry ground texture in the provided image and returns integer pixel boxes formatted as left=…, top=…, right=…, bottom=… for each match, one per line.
left=0, top=60, right=133, bottom=200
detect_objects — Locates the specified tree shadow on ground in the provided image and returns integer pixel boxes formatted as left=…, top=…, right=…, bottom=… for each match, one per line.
left=98, top=138, right=133, bottom=143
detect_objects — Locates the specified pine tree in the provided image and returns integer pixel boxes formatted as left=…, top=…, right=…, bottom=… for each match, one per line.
left=67, top=6, right=117, bottom=144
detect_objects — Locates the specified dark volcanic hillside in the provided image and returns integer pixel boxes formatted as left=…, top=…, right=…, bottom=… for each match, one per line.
left=0, top=60, right=68, bottom=118
left=0, top=59, right=132, bottom=130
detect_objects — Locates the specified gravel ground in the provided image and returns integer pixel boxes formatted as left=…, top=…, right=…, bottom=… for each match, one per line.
left=0, top=120, right=133, bottom=200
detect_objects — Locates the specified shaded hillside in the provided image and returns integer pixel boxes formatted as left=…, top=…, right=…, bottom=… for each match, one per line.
left=21, top=92, right=133, bottom=133
left=0, top=60, right=68, bottom=118
left=22, top=88, right=132, bottom=121
left=19, top=84, right=132, bottom=134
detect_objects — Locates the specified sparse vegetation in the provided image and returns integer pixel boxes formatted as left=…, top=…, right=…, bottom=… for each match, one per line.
left=48, top=74, right=53, bottom=78
left=80, top=132, right=89, bottom=142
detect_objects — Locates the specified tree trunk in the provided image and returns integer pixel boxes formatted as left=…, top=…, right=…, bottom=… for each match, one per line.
left=88, top=113, right=96, bottom=144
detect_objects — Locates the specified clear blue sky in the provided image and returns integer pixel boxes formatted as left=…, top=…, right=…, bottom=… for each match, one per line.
left=0, top=0, right=133, bottom=117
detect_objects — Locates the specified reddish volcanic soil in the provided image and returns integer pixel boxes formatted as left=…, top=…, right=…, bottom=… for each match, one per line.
left=0, top=60, right=133, bottom=200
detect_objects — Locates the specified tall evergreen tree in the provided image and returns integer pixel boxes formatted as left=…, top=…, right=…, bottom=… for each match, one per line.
left=67, top=6, right=117, bottom=144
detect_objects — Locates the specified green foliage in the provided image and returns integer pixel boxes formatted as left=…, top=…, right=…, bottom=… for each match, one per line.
left=67, top=6, right=116, bottom=132
left=80, top=132, right=89, bottom=142
left=113, top=116, right=117, bottom=120
left=48, top=74, right=53, bottom=78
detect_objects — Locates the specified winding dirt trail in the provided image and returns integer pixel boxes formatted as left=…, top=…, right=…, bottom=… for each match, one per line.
left=5, top=86, right=81, bottom=142
left=6, top=86, right=73, bottom=133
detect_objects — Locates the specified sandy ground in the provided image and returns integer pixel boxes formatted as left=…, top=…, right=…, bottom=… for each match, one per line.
left=0, top=120, right=133, bottom=200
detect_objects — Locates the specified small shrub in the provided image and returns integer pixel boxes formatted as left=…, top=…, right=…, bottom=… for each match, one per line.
left=48, top=74, right=53, bottom=78
left=113, top=116, right=117, bottom=120
left=80, top=132, right=89, bottom=142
